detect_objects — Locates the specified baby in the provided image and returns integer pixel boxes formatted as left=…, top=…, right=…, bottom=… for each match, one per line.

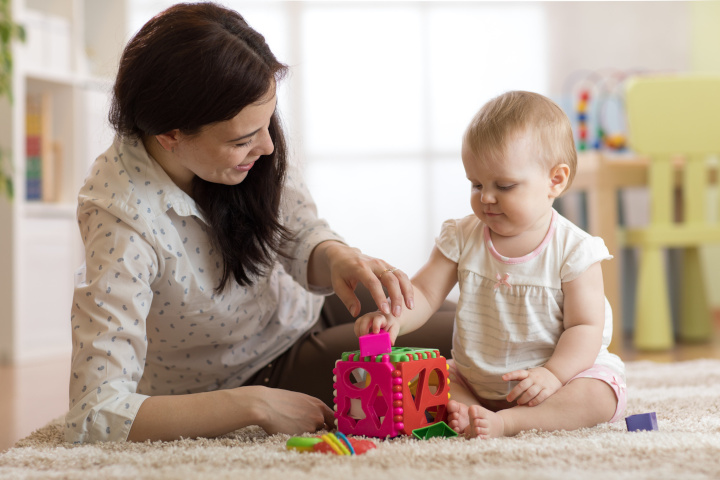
left=355, top=91, right=626, bottom=438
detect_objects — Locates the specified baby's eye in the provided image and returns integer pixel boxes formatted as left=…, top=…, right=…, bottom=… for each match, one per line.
left=472, top=183, right=482, bottom=190
left=497, top=184, right=516, bottom=191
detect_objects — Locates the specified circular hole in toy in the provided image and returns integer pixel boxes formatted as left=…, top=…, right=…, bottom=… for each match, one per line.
left=347, top=368, right=371, bottom=390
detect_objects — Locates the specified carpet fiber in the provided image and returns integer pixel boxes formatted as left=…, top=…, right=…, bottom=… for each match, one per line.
left=2, top=359, right=720, bottom=479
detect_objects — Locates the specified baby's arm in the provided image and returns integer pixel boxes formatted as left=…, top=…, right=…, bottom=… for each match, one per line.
left=505, top=262, right=606, bottom=406
left=354, top=246, right=457, bottom=344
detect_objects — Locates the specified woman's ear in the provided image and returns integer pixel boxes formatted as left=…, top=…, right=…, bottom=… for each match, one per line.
left=154, top=129, right=181, bottom=153
left=549, top=163, right=570, bottom=198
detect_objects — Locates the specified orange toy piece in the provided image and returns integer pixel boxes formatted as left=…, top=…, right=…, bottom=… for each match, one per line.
left=286, top=433, right=377, bottom=455
left=313, top=438, right=376, bottom=455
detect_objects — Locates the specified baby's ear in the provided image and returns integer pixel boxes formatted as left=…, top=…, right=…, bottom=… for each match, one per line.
left=549, top=163, right=570, bottom=197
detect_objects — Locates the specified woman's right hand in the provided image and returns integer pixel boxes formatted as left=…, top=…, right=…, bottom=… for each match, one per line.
left=247, top=386, right=336, bottom=435
left=128, top=385, right=335, bottom=442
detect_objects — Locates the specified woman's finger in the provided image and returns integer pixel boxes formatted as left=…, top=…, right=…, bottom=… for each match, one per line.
left=359, top=270, right=392, bottom=316
left=394, top=269, right=415, bottom=310
left=379, top=268, right=404, bottom=317
left=321, top=403, right=336, bottom=429
left=333, top=279, right=363, bottom=317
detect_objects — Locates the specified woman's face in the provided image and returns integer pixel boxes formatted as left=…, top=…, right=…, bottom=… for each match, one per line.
left=163, top=88, right=277, bottom=192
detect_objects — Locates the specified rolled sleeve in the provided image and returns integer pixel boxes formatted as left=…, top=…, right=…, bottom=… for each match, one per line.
left=278, top=167, right=344, bottom=294
left=65, top=203, right=156, bottom=443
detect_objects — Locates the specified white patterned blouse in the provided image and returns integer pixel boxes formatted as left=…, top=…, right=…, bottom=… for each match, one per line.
left=64, top=136, right=343, bottom=443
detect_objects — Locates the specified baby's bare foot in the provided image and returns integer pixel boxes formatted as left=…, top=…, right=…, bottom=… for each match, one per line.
left=466, top=404, right=505, bottom=439
left=447, top=399, right=469, bottom=433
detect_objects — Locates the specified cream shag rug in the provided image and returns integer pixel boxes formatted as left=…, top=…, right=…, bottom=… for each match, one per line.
left=2, top=359, right=720, bottom=480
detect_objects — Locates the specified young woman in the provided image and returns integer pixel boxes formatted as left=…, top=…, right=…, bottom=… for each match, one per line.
left=65, top=2, right=453, bottom=443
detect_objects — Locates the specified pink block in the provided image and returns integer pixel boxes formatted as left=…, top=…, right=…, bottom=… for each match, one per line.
left=359, top=330, right=392, bottom=358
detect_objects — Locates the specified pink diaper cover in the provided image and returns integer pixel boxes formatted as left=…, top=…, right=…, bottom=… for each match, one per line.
left=569, top=364, right=627, bottom=423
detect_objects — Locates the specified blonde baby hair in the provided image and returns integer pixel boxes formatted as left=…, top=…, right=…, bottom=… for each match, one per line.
left=463, top=90, right=577, bottom=191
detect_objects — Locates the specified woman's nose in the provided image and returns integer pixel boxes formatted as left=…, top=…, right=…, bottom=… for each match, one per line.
left=255, top=128, right=275, bottom=156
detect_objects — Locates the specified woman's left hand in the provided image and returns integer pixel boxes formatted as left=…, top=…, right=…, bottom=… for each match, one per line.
left=310, top=241, right=414, bottom=318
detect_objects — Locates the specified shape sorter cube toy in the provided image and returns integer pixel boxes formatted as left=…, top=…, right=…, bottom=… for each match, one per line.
left=333, top=347, right=451, bottom=438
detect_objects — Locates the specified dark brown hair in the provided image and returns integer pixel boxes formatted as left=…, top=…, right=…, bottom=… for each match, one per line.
left=109, top=2, right=291, bottom=290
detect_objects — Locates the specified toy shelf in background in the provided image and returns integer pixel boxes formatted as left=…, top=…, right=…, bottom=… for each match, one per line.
left=25, top=95, right=44, bottom=201
left=333, top=331, right=451, bottom=439
left=24, top=93, right=62, bottom=202
left=564, top=69, right=642, bottom=152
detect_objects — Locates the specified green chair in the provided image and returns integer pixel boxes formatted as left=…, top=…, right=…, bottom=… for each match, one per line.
left=624, top=74, right=720, bottom=350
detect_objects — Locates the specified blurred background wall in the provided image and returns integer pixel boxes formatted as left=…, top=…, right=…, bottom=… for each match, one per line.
left=4, top=1, right=720, bottom=362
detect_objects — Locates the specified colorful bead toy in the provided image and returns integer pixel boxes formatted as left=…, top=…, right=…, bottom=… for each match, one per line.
left=286, top=432, right=376, bottom=455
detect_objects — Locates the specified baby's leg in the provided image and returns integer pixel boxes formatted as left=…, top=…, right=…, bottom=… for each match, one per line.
left=498, top=377, right=618, bottom=437
left=448, top=365, right=623, bottom=439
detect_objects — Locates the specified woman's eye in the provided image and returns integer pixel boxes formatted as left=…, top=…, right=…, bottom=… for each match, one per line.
left=235, top=139, right=253, bottom=148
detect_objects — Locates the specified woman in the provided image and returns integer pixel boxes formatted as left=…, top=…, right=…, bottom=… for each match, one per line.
left=65, top=2, right=453, bottom=443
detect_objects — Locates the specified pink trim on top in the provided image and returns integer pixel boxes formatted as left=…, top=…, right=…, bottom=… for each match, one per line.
left=484, top=209, right=558, bottom=264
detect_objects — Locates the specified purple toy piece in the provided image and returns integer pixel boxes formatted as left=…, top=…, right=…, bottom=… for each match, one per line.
left=625, top=412, right=658, bottom=432
left=359, top=329, right=392, bottom=358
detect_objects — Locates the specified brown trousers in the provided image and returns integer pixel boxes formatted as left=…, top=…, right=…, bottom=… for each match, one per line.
left=245, top=287, right=456, bottom=406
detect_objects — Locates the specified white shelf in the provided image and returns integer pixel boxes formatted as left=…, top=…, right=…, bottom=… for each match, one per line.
left=23, top=202, right=76, bottom=219
left=24, top=69, right=77, bottom=87
left=0, top=0, right=127, bottom=365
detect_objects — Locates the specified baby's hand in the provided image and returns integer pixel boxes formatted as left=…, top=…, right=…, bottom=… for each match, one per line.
left=354, top=311, right=400, bottom=345
left=503, top=367, right=562, bottom=407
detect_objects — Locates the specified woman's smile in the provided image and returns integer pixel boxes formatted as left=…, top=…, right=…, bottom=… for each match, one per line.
left=235, top=161, right=255, bottom=172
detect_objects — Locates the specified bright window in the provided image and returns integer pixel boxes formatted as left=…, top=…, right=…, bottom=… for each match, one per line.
left=128, top=1, right=547, bottom=275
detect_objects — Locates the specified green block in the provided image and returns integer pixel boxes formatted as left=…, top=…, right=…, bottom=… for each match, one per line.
left=341, top=346, right=440, bottom=362
left=26, top=157, right=42, bottom=178
left=412, top=421, right=458, bottom=440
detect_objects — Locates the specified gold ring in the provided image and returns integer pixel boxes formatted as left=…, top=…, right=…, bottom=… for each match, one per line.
left=379, top=268, right=399, bottom=278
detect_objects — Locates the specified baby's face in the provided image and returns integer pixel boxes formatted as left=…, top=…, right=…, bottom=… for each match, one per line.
left=461, top=132, right=561, bottom=240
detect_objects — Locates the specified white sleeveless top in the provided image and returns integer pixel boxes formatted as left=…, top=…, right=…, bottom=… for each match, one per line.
left=436, top=209, right=625, bottom=401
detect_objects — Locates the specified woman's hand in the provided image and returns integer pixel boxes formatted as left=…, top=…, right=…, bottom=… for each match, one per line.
left=309, top=241, right=414, bottom=318
left=247, top=387, right=336, bottom=436
left=503, top=367, right=562, bottom=407
left=129, top=385, right=335, bottom=442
